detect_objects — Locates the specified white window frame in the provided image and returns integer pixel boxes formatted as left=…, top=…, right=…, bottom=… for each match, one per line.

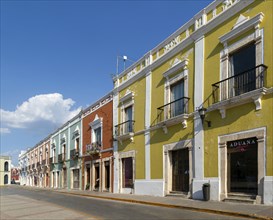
left=119, top=150, right=135, bottom=193
left=89, top=114, right=103, bottom=148
left=61, top=135, right=66, bottom=161
left=218, top=13, right=264, bottom=106
left=119, top=90, right=134, bottom=137
left=160, top=58, right=189, bottom=129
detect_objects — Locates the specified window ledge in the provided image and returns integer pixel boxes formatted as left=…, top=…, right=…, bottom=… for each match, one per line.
left=157, top=114, right=189, bottom=134
left=209, top=87, right=272, bottom=118
left=115, top=132, right=134, bottom=142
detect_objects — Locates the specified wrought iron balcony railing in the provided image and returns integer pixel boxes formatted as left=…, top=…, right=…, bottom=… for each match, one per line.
left=70, top=149, right=79, bottom=160
left=86, top=142, right=101, bottom=155
left=58, top=154, right=66, bottom=163
left=115, top=120, right=135, bottom=137
left=212, top=64, right=267, bottom=103
left=157, top=97, right=190, bottom=123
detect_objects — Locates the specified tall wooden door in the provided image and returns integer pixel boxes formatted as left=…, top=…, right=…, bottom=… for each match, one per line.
left=172, top=149, right=189, bottom=192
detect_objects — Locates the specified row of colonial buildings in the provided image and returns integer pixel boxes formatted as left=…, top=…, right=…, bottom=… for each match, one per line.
left=18, top=0, right=273, bottom=205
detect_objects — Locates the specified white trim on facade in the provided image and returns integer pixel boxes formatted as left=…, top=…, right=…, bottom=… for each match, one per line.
left=218, top=127, right=268, bottom=204
left=145, top=71, right=152, bottom=180
left=192, top=35, right=206, bottom=200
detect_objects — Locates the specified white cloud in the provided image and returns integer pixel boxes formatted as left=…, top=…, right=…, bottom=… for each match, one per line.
left=1, top=93, right=81, bottom=133
left=0, top=128, right=11, bottom=134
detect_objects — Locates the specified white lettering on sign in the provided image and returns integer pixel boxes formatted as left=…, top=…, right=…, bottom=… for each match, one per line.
left=228, top=138, right=257, bottom=148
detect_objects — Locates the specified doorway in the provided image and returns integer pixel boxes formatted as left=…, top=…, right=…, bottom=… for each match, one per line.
left=86, top=164, right=90, bottom=190
left=73, top=169, right=79, bottom=189
left=172, top=148, right=189, bottom=192
left=63, top=168, right=67, bottom=188
left=46, top=173, right=49, bottom=187
left=4, top=174, right=8, bottom=184
left=94, top=163, right=100, bottom=190
left=229, top=43, right=256, bottom=96
left=104, top=161, right=110, bottom=191
left=228, top=138, right=258, bottom=194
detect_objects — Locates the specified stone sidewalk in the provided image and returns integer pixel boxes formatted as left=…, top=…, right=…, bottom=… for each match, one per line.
left=36, top=187, right=272, bottom=220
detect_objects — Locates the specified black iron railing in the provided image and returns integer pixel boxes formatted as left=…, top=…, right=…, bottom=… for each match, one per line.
left=212, top=65, right=267, bottom=103
left=70, top=149, right=79, bottom=160
left=58, top=154, right=65, bottom=163
left=115, top=120, right=135, bottom=136
left=157, top=97, right=190, bottom=123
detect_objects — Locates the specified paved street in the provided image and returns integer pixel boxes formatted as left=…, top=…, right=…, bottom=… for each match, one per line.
left=0, top=186, right=249, bottom=220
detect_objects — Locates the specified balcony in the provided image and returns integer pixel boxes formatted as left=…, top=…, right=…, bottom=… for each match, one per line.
left=58, top=153, right=66, bottom=163
left=156, top=97, right=190, bottom=131
left=114, top=120, right=135, bottom=142
left=86, top=142, right=101, bottom=155
left=211, top=65, right=268, bottom=116
left=70, top=149, right=79, bottom=160
left=37, top=162, right=41, bottom=171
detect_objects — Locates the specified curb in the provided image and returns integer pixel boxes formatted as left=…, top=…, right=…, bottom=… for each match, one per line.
left=9, top=186, right=273, bottom=220
left=55, top=190, right=272, bottom=220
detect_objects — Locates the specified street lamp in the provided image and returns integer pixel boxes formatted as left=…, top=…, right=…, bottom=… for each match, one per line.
left=198, top=107, right=211, bottom=127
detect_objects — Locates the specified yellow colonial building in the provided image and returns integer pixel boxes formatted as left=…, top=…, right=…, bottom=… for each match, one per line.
left=113, top=0, right=272, bottom=205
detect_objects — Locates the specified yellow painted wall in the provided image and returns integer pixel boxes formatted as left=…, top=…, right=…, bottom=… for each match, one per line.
left=203, top=0, right=273, bottom=177
left=118, top=134, right=145, bottom=180
left=149, top=44, right=195, bottom=179
left=150, top=119, right=194, bottom=179
left=150, top=44, right=195, bottom=125
left=118, top=76, right=146, bottom=180
left=119, top=76, right=146, bottom=132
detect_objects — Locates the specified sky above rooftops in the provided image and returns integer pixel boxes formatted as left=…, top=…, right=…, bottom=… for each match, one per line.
left=0, top=0, right=212, bottom=165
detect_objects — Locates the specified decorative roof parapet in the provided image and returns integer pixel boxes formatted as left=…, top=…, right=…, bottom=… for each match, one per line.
left=113, top=0, right=254, bottom=88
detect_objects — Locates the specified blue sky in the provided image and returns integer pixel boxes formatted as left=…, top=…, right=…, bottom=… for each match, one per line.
left=1, top=0, right=211, bottom=165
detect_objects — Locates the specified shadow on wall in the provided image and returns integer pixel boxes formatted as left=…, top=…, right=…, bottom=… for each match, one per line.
left=192, top=189, right=204, bottom=200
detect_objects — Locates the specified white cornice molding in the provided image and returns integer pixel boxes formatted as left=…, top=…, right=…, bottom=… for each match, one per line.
left=208, top=87, right=273, bottom=116
left=116, top=69, right=149, bottom=92
left=219, top=12, right=264, bottom=44
left=163, top=59, right=189, bottom=78
left=119, top=90, right=134, bottom=103
left=89, top=114, right=102, bottom=129
left=82, top=92, right=113, bottom=118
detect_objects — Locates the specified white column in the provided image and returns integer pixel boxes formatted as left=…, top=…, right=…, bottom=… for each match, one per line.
left=192, top=36, right=206, bottom=200
left=145, top=71, right=152, bottom=180
left=113, top=90, right=119, bottom=193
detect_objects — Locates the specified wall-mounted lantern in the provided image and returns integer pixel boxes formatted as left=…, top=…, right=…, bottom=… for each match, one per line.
left=198, top=107, right=211, bottom=127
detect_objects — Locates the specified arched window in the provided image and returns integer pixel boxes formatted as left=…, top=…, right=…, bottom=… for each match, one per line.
left=4, top=161, right=9, bottom=171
